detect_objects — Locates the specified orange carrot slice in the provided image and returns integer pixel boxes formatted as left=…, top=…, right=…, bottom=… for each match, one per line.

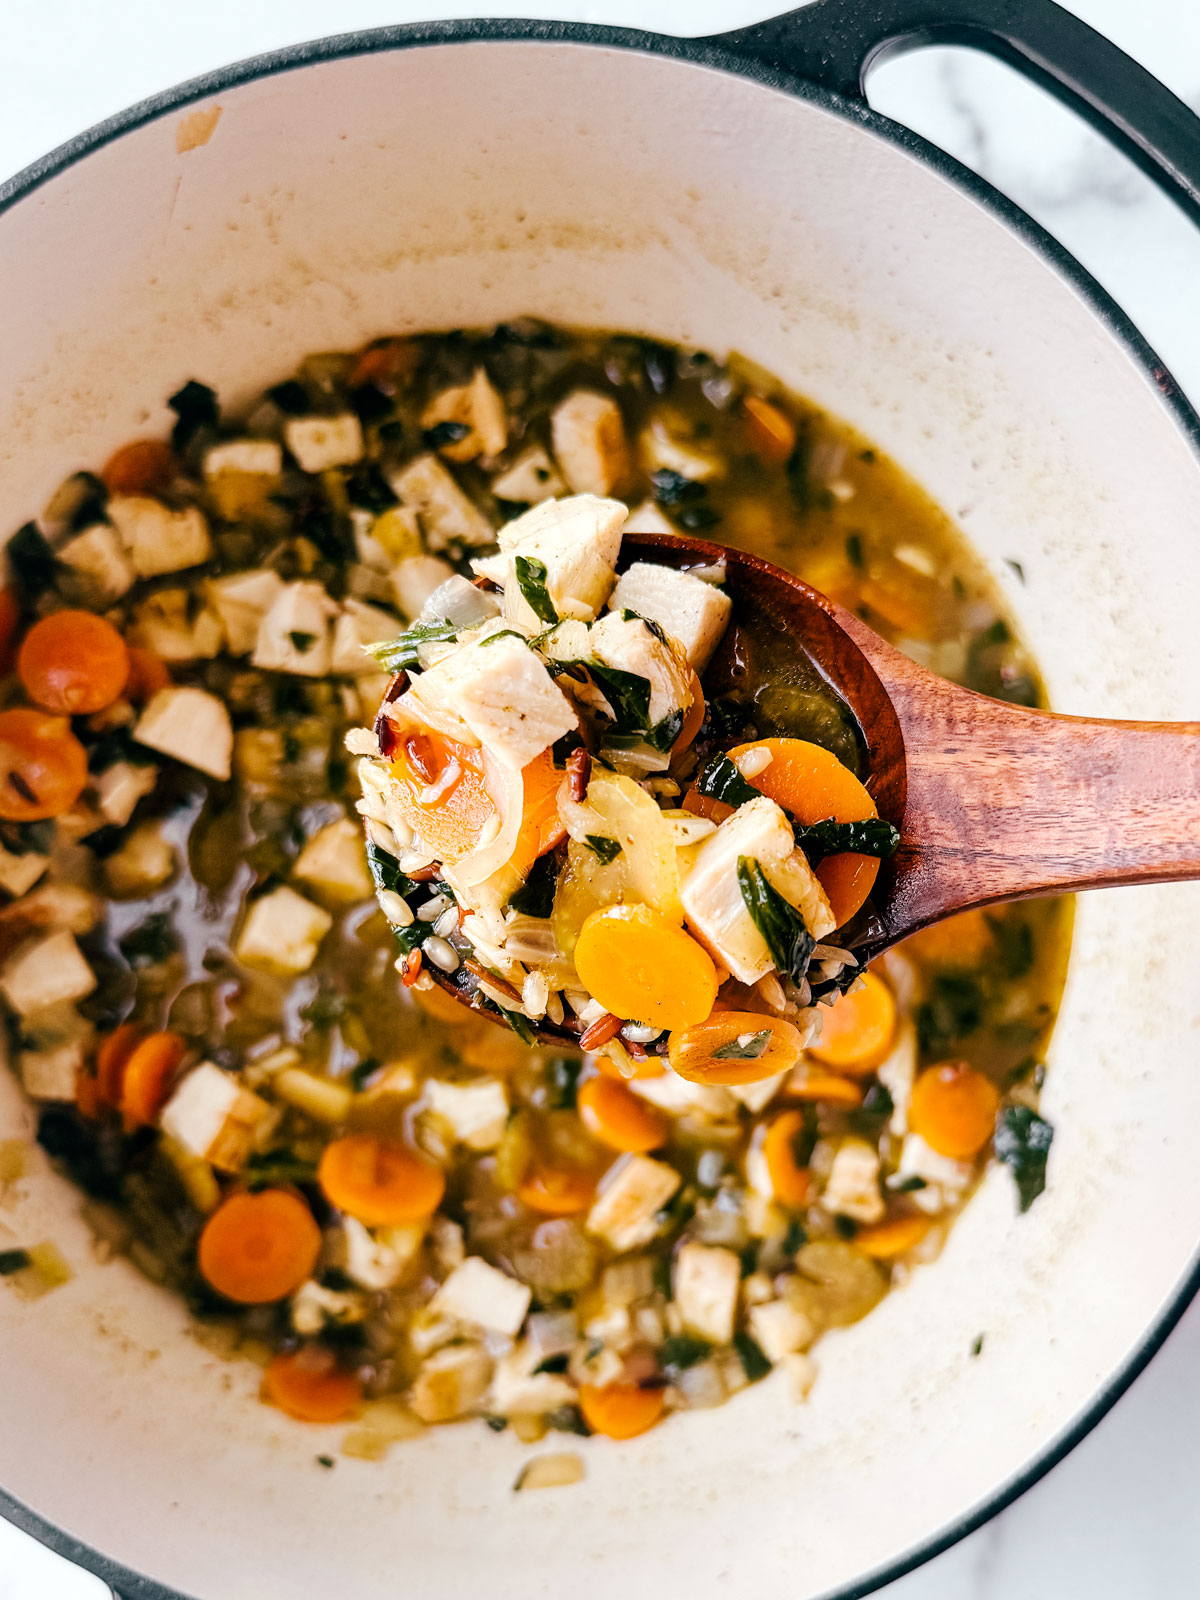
left=0, top=709, right=89, bottom=821
left=263, top=1345, right=363, bottom=1423
left=909, top=1062, right=999, bottom=1160
left=577, top=1075, right=668, bottom=1153
left=668, top=1011, right=802, bottom=1086
left=761, top=1110, right=813, bottom=1208
left=742, top=395, right=797, bottom=465
left=807, top=971, right=896, bottom=1074
left=574, top=904, right=717, bottom=1031
left=120, top=1030, right=187, bottom=1131
left=101, top=439, right=176, bottom=496
left=123, top=646, right=171, bottom=703
left=18, top=610, right=130, bottom=716
left=95, top=1022, right=145, bottom=1108
left=318, top=1134, right=445, bottom=1226
left=516, top=1165, right=596, bottom=1216
left=856, top=1214, right=933, bottom=1259
left=198, top=1189, right=322, bottom=1304
left=578, top=1382, right=665, bottom=1440
left=785, top=1066, right=864, bottom=1108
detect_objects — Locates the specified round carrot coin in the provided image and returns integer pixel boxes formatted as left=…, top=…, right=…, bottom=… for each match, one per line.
left=101, top=439, right=176, bottom=496
left=120, top=1030, right=187, bottom=1131
left=807, top=970, right=896, bottom=1074
left=909, top=1062, right=1000, bottom=1160
left=856, top=1214, right=933, bottom=1259
left=95, top=1022, right=146, bottom=1107
left=18, top=609, right=130, bottom=714
left=574, top=904, right=717, bottom=1031
left=318, top=1133, right=445, bottom=1226
left=124, top=646, right=171, bottom=702
left=263, top=1345, right=362, bottom=1424
left=516, top=1165, right=596, bottom=1215
left=0, top=708, right=89, bottom=820
left=577, top=1075, right=668, bottom=1153
left=668, top=1011, right=803, bottom=1086
left=762, top=1109, right=814, bottom=1208
left=198, top=1189, right=322, bottom=1304
left=579, top=1382, right=665, bottom=1440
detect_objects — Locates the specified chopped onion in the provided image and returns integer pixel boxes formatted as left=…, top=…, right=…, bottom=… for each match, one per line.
left=513, top=1452, right=584, bottom=1491
left=419, top=575, right=501, bottom=630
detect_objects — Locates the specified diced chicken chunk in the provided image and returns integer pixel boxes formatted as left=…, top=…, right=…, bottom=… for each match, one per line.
left=639, top=416, right=720, bottom=482
left=235, top=885, right=333, bottom=975
left=488, top=1341, right=576, bottom=1416
left=134, top=686, right=233, bottom=780
left=551, top=391, right=629, bottom=495
left=333, top=1215, right=424, bottom=1291
left=330, top=598, right=399, bottom=675
left=290, top=1279, right=367, bottom=1337
left=130, top=589, right=223, bottom=661
left=424, top=1076, right=508, bottom=1151
left=20, top=1040, right=87, bottom=1101
left=487, top=494, right=626, bottom=630
left=491, top=447, right=565, bottom=505
left=0, top=844, right=49, bottom=899
left=822, top=1138, right=885, bottom=1224
left=95, top=760, right=159, bottom=827
left=748, top=1297, right=818, bottom=1361
left=589, top=610, right=694, bottom=728
left=203, top=438, right=283, bottom=479
left=251, top=580, right=338, bottom=676
left=283, top=413, right=363, bottom=473
left=432, top=1256, right=532, bottom=1336
left=104, top=820, right=177, bottom=897
left=392, top=556, right=456, bottom=620
left=292, top=817, right=373, bottom=901
left=206, top=569, right=285, bottom=656
left=609, top=562, right=732, bottom=673
left=674, top=1242, right=740, bottom=1345
left=623, top=500, right=677, bottom=536
left=107, top=495, right=212, bottom=578
left=421, top=368, right=508, bottom=462
left=897, top=1132, right=974, bottom=1215
left=409, top=1342, right=493, bottom=1423
left=876, top=1018, right=918, bottom=1136
left=397, top=631, right=575, bottom=772
left=0, top=930, right=95, bottom=1016
left=586, top=1154, right=680, bottom=1252
left=56, top=522, right=136, bottom=603
left=680, top=795, right=836, bottom=985
left=159, top=1062, right=276, bottom=1172
left=390, top=453, right=493, bottom=550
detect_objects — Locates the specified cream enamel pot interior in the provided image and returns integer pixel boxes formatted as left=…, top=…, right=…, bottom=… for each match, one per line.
left=3, top=7, right=1200, bottom=1599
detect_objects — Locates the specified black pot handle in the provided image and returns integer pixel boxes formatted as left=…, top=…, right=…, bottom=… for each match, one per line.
left=709, top=0, right=1200, bottom=224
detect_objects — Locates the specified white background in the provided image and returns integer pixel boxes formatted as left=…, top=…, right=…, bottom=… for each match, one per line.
left=2, top=2, right=1199, bottom=1596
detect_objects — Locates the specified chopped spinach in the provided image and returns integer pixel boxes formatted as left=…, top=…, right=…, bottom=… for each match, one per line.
left=796, top=816, right=900, bottom=863
left=970, top=1334, right=985, bottom=1357
left=392, top=921, right=428, bottom=956
left=7, top=522, right=57, bottom=599
left=659, top=1334, right=712, bottom=1374
left=168, top=379, right=219, bottom=448
left=986, top=914, right=1034, bottom=978
left=366, top=842, right=415, bottom=900
left=316, top=1454, right=336, bottom=1468
left=0, top=1249, right=31, bottom=1276
left=498, top=1006, right=537, bottom=1044
left=917, top=972, right=985, bottom=1054
left=652, top=1256, right=673, bottom=1299
left=364, top=619, right=459, bottom=673
left=349, top=1057, right=382, bottom=1091
left=583, top=835, right=622, bottom=866
left=782, top=1216, right=808, bottom=1254
left=711, top=1029, right=772, bottom=1062
left=344, top=461, right=398, bottom=513
left=585, top=662, right=652, bottom=733
left=546, top=1055, right=583, bottom=1111
left=513, top=555, right=559, bottom=625
left=300, top=988, right=346, bottom=1027
left=546, top=1404, right=590, bottom=1436
left=508, top=852, right=561, bottom=919
left=646, top=707, right=684, bottom=753
left=86, top=726, right=156, bottom=774
left=423, top=420, right=471, bottom=450
left=994, top=1105, right=1053, bottom=1212
left=289, top=631, right=317, bottom=653
left=736, top=856, right=816, bottom=984
left=119, top=913, right=177, bottom=969
left=694, top=753, right=759, bottom=809
left=650, top=468, right=707, bottom=509
left=533, top=1351, right=571, bottom=1375
left=733, top=1332, right=772, bottom=1383
left=484, top=1415, right=508, bottom=1432
left=266, top=380, right=310, bottom=414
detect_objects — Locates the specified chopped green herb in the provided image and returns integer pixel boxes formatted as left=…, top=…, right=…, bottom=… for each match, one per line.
left=533, top=1352, right=571, bottom=1375
left=796, top=816, right=900, bottom=862
left=994, top=1105, right=1053, bottom=1212
left=733, top=1331, right=772, bottom=1383
left=711, top=1029, right=771, bottom=1062
left=659, top=1334, right=712, bottom=1374
left=986, top=914, right=1034, bottom=978
left=244, top=1151, right=319, bottom=1190
left=508, top=852, right=561, bottom=919
left=513, top=555, right=559, bottom=625
left=652, top=1256, right=673, bottom=1300
left=650, top=468, right=707, bottom=508
left=266, top=380, right=310, bottom=414
left=585, top=662, right=652, bottom=734
left=168, top=379, right=219, bottom=449
left=694, top=753, right=759, bottom=808
left=646, top=707, right=684, bottom=754
left=583, top=835, right=622, bottom=866
left=886, top=1174, right=927, bottom=1193
left=7, top=522, right=56, bottom=599
left=316, top=1454, right=336, bottom=1467
left=845, top=532, right=864, bottom=570
left=1004, top=558, right=1026, bottom=584
left=364, top=619, right=459, bottom=673
left=736, top=856, right=816, bottom=985
left=423, top=420, right=471, bottom=449
left=479, top=629, right=526, bottom=648
left=498, top=1006, right=537, bottom=1044
left=917, top=973, right=984, bottom=1054
left=349, top=1058, right=382, bottom=1091
left=484, top=1415, right=509, bottom=1432
left=366, top=841, right=414, bottom=899
left=0, top=1249, right=31, bottom=1276
left=970, top=1334, right=985, bottom=1357
left=289, top=631, right=317, bottom=653
left=546, top=1404, right=590, bottom=1436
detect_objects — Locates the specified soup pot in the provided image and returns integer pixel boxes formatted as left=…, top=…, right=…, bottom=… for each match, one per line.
left=2, top=4, right=1200, bottom=1597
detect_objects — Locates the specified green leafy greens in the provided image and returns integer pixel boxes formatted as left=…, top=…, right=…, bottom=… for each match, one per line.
left=736, top=856, right=816, bottom=984
left=994, top=1105, right=1053, bottom=1212
left=711, top=1029, right=772, bottom=1061
left=795, top=816, right=900, bottom=862
left=513, top=555, right=559, bottom=625
left=364, top=619, right=459, bottom=673
left=583, top=835, right=622, bottom=866
left=694, top=754, right=759, bottom=808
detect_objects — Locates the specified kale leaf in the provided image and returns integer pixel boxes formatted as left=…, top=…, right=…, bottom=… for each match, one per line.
left=736, top=856, right=815, bottom=984
left=513, top=555, right=559, bottom=625
left=364, top=619, right=459, bottom=673
left=694, top=753, right=759, bottom=808
left=796, top=816, right=900, bottom=862
left=994, top=1105, right=1053, bottom=1212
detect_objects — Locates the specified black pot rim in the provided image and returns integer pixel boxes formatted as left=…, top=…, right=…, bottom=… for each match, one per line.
left=2, top=18, right=1199, bottom=1600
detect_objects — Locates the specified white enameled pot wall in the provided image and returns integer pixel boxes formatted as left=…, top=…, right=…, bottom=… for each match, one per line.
left=2, top=36, right=1199, bottom=1600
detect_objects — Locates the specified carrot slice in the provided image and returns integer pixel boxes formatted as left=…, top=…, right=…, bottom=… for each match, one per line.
left=18, top=610, right=130, bottom=715
left=807, top=970, right=896, bottom=1074
left=198, top=1189, right=322, bottom=1304
left=761, top=1110, right=813, bottom=1207
left=785, top=1066, right=864, bottom=1108
left=516, top=1165, right=596, bottom=1215
left=578, top=1382, right=665, bottom=1440
left=574, top=904, right=717, bottom=1031
left=95, top=1022, right=145, bottom=1107
left=388, top=730, right=495, bottom=863
left=120, top=1030, right=187, bottom=1130
left=75, top=1065, right=103, bottom=1121
left=263, top=1345, right=363, bottom=1424
left=901, top=909, right=994, bottom=967
left=594, top=1049, right=666, bottom=1082
left=577, top=1075, right=668, bottom=1153
left=349, top=339, right=419, bottom=391
left=909, top=1062, right=1000, bottom=1160
left=856, top=1214, right=933, bottom=1259
left=318, top=1133, right=445, bottom=1226
left=671, top=672, right=706, bottom=764
left=101, top=439, right=176, bottom=496
left=694, top=738, right=883, bottom=928
left=123, top=646, right=171, bottom=703
left=668, top=1011, right=802, bottom=1087
left=510, top=747, right=568, bottom=872
left=0, top=708, right=89, bottom=821
left=742, top=395, right=797, bottom=465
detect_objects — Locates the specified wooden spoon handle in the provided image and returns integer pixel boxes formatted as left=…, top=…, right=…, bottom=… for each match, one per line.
left=837, top=611, right=1200, bottom=938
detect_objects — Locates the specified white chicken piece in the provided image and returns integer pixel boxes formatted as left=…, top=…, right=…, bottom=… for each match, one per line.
left=588, top=610, right=694, bottom=728
left=487, top=1340, right=576, bottom=1417
left=896, top=1132, right=975, bottom=1215
left=251, top=580, right=338, bottom=676
left=283, top=413, right=363, bottom=473
left=680, top=795, right=836, bottom=985
left=203, top=438, right=283, bottom=479
left=609, top=561, right=732, bottom=673
left=106, top=495, right=212, bottom=578
left=424, top=1077, right=509, bottom=1151
left=420, top=368, right=508, bottom=462
left=585, top=1154, right=680, bottom=1253
left=747, top=1297, right=819, bottom=1361
left=484, top=494, right=626, bottom=631
left=19, top=1041, right=87, bottom=1102
left=206, top=569, right=285, bottom=656
left=330, top=598, right=400, bottom=675
left=290, top=1279, right=367, bottom=1337
left=822, top=1138, right=886, bottom=1224
left=0, top=844, right=49, bottom=899
left=56, top=522, right=136, bottom=603
left=235, top=885, right=333, bottom=975
left=333, top=1215, right=425, bottom=1291
left=432, top=1256, right=532, bottom=1336
left=95, top=760, right=159, bottom=827
left=551, top=391, right=629, bottom=495
left=392, top=556, right=456, bottom=620
left=491, top=447, right=566, bottom=505
left=409, top=1343, right=493, bottom=1424
left=133, top=686, right=234, bottom=780
left=673, top=1242, right=740, bottom=1345
left=159, top=1062, right=275, bottom=1173
left=638, top=416, right=721, bottom=482
left=292, top=817, right=373, bottom=901
left=0, top=930, right=95, bottom=1016
left=130, top=589, right=224, bottom=661
left=389, top=453, right=494, bottom=550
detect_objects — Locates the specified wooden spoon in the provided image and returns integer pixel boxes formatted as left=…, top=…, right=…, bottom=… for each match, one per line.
left=401, top=530, right=1200, bottom=1044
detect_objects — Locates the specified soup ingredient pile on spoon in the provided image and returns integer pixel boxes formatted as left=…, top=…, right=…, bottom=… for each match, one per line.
left=352, top=492, right=897, bottom=1085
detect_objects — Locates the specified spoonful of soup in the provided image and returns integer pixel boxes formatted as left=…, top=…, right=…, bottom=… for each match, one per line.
left=352, top=494, right=1200, bottom=1076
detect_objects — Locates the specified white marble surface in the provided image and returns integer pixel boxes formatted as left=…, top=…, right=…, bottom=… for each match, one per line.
left=2, top=2, right=1199, bottom=1596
